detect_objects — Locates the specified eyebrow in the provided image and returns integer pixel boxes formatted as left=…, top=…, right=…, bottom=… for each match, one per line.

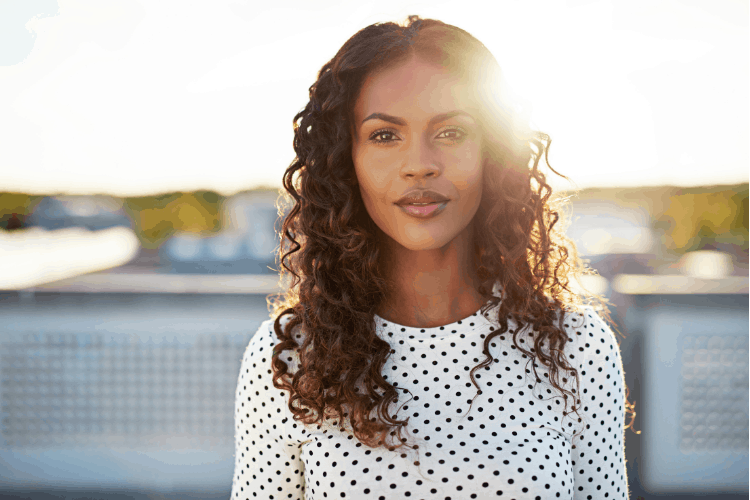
left=361, top=110, right=474, bottom=126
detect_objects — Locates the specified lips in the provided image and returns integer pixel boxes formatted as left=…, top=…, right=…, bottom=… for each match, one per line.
left=394, top=189, right=450, bottom=219
left=397, top=201, right=448, bottom=219
left=395, top=189, right=450, bottom=206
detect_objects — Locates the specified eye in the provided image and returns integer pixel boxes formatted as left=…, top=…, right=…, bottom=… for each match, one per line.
left=436, top=127, right=467, bottom=142
left=369, top=129, right=399, bottom=144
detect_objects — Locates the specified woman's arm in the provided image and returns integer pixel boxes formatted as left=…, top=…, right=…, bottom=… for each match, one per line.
left=231, top=319, right=305, bottom=500
left=571, top=309, right=630, bottom=500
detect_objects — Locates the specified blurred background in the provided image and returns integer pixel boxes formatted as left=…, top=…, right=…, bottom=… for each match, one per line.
left=0, top=0, right=747, bottom=499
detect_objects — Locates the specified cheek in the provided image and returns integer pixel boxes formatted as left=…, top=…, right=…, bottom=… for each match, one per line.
left=459, top=179, right=483, bottom=222
left=354, top=162, right=389, bottom=223
left=354, top=149, right=391, bottom=200
left=452, top=148, right=484, bottom=208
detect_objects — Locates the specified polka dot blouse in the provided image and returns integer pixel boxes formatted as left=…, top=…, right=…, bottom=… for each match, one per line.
left=232, top=300, right=629, bottom=499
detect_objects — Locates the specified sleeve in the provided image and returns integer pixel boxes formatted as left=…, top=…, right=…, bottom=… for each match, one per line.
left=571, top=308, right=630, bottom=500
left=231, top=319, right=305, bottom=500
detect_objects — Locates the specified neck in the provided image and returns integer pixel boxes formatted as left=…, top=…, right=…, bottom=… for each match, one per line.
left=376, top=222, right=485, bottom=328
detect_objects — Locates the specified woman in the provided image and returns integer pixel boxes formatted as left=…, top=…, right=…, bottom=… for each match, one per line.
left=232, top=15, right=634, bottom=500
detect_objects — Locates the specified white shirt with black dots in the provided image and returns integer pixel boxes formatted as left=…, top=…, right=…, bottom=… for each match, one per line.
left=232, top=301, right=629, bottom=500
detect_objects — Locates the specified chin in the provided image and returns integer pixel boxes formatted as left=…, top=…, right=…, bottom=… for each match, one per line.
left=391, top=228, right=455, bottom=251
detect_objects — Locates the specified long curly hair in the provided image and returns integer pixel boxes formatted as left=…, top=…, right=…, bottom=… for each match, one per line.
left=267, top=15, right=637, bottom=453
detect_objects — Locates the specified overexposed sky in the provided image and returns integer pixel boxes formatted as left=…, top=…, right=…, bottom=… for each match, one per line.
left=0, top=0, right=747, bottom=197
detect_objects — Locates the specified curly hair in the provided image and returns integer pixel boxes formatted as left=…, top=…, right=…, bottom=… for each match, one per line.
left=267, top=15, right=637, bottom=453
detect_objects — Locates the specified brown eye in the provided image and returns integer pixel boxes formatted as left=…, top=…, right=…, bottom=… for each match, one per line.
left=436, top=128, right=466, bottom=142
left=369, top=130, right=399, bottom=144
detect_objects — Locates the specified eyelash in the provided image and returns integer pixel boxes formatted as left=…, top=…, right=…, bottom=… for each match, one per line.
left=368, top=127, right=467, bottom=145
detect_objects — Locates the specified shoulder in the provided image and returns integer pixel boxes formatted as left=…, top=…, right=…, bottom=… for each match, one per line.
left=561, top=307, right=626, bottom=407
left=243, top=318, right=277, bottom=361
left=562, top=307, right=627, bottom=437
left=236, top=313, right=302, bottom=408
left=235, top=314, right=310, bottom=448
left=240, top=313, right=303, bottom=381
left=561, top=306, right=616, bottom=343
left=237, top=319, right=276, bottom=393
left=560, top=306, right=621, bottom=368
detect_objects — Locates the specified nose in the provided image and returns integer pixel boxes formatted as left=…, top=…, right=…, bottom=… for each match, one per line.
left=400, top=138, right=440, bottom=180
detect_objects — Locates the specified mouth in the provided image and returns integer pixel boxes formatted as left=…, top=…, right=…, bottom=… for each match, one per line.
left=396, top=201, right=449, bottom=219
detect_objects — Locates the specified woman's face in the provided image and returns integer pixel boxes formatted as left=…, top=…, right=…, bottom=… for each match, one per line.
left=351, top=56, right=484, bottom=252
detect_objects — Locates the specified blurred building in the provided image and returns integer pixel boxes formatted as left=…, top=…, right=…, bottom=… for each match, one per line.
left=159, top=191, right=284, bottom=274
left=566, top=199, right=656, bottom=257
left=28, top=196, right=133, bottom=231
left=2, top=196, right=140, bottom=290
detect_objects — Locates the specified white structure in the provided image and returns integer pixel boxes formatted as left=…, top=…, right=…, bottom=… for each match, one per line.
left=565, top=200, right=656, bottom=256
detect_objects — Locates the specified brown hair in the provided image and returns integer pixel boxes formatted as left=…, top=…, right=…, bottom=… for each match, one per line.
left=267, top=15, right=637, bottom=452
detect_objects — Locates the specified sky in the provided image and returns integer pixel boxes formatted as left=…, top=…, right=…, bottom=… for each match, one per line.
left=0, top=0, right=747, bottom=197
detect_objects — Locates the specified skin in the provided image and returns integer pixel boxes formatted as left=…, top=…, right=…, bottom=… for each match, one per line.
left=351, top=55, right=487, bottom=328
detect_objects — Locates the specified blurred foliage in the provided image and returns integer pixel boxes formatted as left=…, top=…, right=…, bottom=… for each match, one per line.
left=1, top=184, right=747, bottom=256
left=566, top=183, right=748, bottom=257
left=0, top=193, right=43, bottom=230
left=654, top=186, right=748, bottom=254
left=122, top=191, right=227, bottom=249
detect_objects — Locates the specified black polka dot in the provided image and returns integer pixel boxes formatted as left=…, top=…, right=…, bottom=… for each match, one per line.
left=231, top=291, right=628, bottom=499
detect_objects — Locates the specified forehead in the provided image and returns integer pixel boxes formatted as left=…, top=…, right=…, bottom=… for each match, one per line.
left=353, top=57, right=480, bottom=122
